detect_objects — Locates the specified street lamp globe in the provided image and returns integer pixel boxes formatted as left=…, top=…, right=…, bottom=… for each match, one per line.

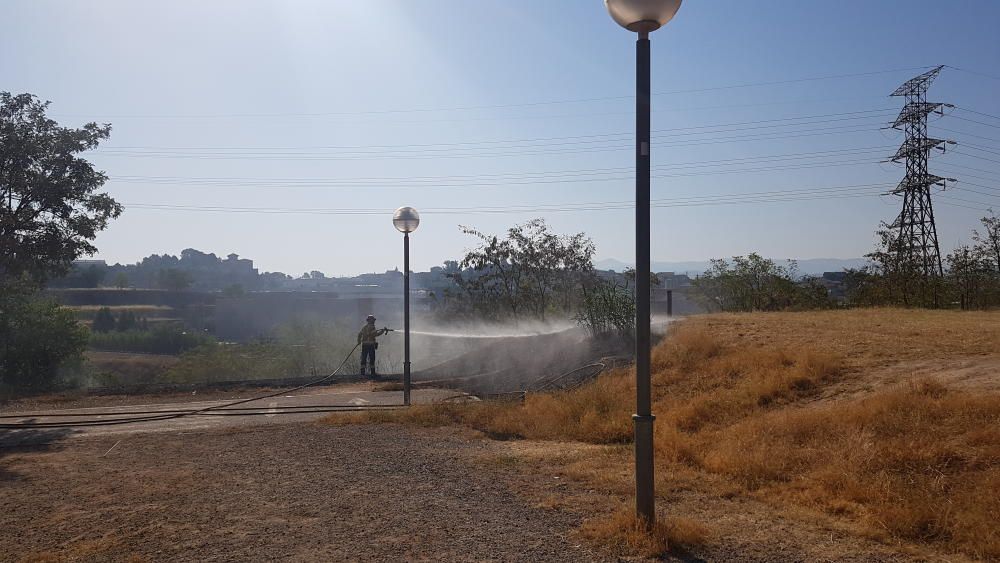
left=393, top=206, right=420, bottom=233
left=604, top=0, right=682, bottom=33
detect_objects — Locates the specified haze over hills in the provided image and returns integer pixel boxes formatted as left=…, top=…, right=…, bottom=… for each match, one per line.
left=595, top=257, right=869, bottom=276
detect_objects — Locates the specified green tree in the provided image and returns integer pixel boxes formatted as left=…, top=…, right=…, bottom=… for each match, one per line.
left=576, top=275, right=636, bottom=343
left=92, top=306, right=116, bottom=333
left=0, top=284, right=87, bottom=391
left=946, top=245, right=990, bottom=310
left=972, top=209, right=1000, bottom=274
left=114, top=272, right=129, bottom=289
left=1, top=92, right=120, bottom=284
left=0, top=92, right=118, bottom=391
left=449, top=219, right=595, bottom=320
left=691, top=253, right=828, bottom=312
left=859, top=224, right=947, bottom=308
left=157, top=268, right=193, bottom=291
left=116, top=310, right=138, bottom=332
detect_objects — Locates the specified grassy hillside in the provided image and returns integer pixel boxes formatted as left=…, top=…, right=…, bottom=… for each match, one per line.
left=331, top=309, right=1000, bottom=559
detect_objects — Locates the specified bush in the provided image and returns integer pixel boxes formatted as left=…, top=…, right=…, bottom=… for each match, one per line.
left=576, top=277, right=635, bottom=343
left=164, top=343, right=299, bottom=384
left=88, top=325, right=215, bottom=355
left=0, top=286, right=87, bottom=392
left=116, top=310, right=138, bottom=331
left=691, top=253, right=833, bottom=312
left=92, top=306, right=116, bottom=332
left=164, top=320, right=364, bottom=384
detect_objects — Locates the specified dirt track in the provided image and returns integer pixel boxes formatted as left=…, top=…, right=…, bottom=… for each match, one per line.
left=1, top=422, right=610, bottom=562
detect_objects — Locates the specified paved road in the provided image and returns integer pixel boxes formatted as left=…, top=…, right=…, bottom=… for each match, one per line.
left=0, top=385, right=464, bottom=438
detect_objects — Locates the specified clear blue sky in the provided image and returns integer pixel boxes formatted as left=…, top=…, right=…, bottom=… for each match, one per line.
left=3, top=0, right=998, bottom=275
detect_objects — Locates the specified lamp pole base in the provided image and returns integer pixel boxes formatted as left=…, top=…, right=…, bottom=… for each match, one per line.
left=633, top=413, right=656, bottom=525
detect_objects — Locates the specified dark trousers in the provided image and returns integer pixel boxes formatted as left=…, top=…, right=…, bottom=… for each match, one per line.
left=360, top=343, right=376, bottom=374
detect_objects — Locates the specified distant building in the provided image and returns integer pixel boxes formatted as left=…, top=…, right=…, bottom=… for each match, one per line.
left=822, top=271, right=847, bottom=283
left=817, top=271, right=849, bottom=302
left=223, top=253, right=257, bottom=276
left=655, top=272, right=693, bottom=290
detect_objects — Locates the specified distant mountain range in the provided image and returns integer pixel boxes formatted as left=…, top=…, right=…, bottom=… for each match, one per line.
left=595, top=257, right=869, bottom=276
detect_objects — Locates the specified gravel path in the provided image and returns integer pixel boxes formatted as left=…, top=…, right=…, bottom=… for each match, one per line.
left=1, top=423, right=610, bottom=562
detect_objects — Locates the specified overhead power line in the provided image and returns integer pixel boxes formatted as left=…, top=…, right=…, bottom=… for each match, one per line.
left=938, top=194, right=997, bottom=208
left=109, top=145, right=892, bottom=188
left=58, top=66, right=931, bottom=120
left=952, top=150, right=1000, bottom=165
left=959, top=143, right=1000, bottom=157
left=936, top=127, right=1000, bottom=144
left=97, top=109, right=894, bottom=153
left=120, top=182, right=897, bottom=216
left=954, top=107, right=1000, bottom=122
left=946, top=65, right=1000, bottom=82
left=111, top=157, right=890, bottom=191
left=949, top=115, right=1000, bottom=129
left=93, top=123, right=892, bottom=162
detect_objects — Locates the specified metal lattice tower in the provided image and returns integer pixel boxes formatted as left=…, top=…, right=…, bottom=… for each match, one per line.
left=887, top=65, right=953, bottom=277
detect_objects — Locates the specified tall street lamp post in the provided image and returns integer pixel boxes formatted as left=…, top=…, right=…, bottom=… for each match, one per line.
left=393, top=206, right=420, bottom=406
left=604, top=0, right=683, bottom=526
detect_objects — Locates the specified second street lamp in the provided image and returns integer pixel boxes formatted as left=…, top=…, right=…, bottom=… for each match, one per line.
left=393, top=206, right=420, bottom=406
left=604, top=0, right=683, bottom=527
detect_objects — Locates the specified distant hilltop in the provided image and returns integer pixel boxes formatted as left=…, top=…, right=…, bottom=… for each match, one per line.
left=595, top=257, right=870, bottom=276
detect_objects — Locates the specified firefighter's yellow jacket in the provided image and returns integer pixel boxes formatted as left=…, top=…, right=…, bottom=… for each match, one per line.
left=357, top=323, right=386, bottom=345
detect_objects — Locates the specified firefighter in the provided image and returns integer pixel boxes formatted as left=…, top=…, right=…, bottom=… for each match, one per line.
left=357, top=315, right=389, bottom=376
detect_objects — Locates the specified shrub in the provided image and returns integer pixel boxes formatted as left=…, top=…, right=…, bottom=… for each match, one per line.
left=0, top=287, right=87, bottom=392
left=88, top=325, right=215, bottom=355
left=92, top=306, right=116, bottom=332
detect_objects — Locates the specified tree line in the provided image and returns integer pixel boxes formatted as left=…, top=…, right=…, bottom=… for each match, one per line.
left=687, top=211, right=1000, bottom=313
left=48, top=248, right=292, bottom=292
left=845, top=212, right=1000, bottom=309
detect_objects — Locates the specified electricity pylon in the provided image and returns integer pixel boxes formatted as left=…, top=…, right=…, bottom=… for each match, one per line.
left=887, top=65, right=954, bottom=277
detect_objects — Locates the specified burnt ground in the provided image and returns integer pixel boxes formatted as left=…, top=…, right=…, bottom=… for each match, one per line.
left=0, top=423, right=611, bottom=563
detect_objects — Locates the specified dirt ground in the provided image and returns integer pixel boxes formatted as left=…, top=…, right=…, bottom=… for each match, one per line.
left=2, top=419, right=941, bottom=563
left=1, top=422, right=612, bottom=562
left=0, top=382, right=380, bottom=412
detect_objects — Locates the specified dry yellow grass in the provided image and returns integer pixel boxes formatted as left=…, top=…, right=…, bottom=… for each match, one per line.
left=579, top=507, right=710, bottom=558
left=327, top=309, right=1000, bottom=559
left=701, top=380, right=1000, bottom=557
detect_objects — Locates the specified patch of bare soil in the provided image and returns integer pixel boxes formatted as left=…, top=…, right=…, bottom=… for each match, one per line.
left=814, top=356, right=1000, bottom=404
left=1, top=423, right=610, bottom=562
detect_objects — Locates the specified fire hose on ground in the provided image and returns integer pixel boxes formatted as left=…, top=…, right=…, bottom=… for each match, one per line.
left=0, top=342, right=372, bottom=430
left=1, top=341, right=613, bottom=429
